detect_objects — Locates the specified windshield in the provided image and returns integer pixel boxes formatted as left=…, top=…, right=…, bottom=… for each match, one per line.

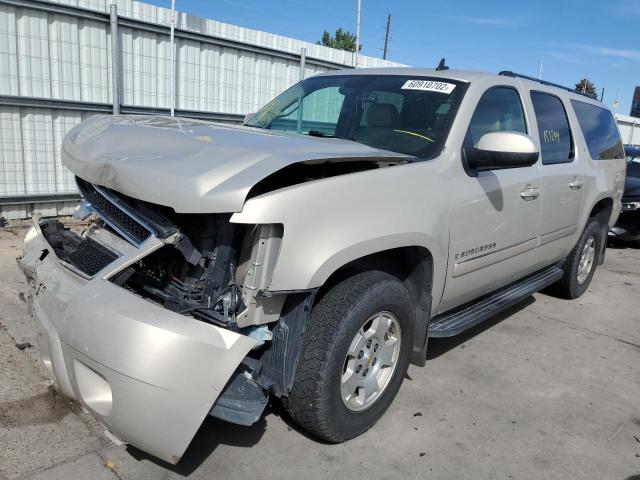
left=246, top=75, right=467, bottom=159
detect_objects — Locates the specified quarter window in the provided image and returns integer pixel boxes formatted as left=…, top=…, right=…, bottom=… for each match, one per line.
left=570, top=100, right=624, bottom=160
left=531, top=92, right=573, bottom=165
left=465, top=87, right=527, bottom=147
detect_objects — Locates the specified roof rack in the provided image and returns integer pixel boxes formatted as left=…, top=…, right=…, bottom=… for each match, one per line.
left=498, top=71, right=598, bottom=100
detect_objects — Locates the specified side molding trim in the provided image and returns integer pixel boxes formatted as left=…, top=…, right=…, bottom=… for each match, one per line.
left=453, top=237, right=538, bottom=277
left=538, top=224, right=577, bottom=246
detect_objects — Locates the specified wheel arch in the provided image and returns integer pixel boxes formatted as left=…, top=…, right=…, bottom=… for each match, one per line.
left=587, top=197, right=613, bottom=265
left=316, top=245, right=434, bottom=367
left=588, top=196, right=613, bottom=222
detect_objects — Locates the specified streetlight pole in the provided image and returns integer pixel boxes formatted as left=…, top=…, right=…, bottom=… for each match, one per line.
left=613, top=89, right=620, bottom=113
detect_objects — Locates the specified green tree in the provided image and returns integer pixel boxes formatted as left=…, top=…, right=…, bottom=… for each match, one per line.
left=317, top=28, right=361, bottom=52
left=575, top=78, right=596, bottom=96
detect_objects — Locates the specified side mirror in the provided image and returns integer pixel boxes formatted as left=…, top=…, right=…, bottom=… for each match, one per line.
left=243, top=112, right=255, bottom=124
left=464, top=131, right=539, bottom=173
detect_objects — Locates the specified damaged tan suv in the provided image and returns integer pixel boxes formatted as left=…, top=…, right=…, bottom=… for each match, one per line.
left=18, top=68, right=626, bottom=464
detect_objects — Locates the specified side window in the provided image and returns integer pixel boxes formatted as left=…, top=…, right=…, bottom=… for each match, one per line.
left=465, top=87, right=527, bottom=147
left=570, top=100, right=625, bottom=160
left=530, top=92, right=573, bottom=165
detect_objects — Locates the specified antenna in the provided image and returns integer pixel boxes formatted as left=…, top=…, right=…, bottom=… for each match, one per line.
left=435, top=58, right=449, bottom=71
left=383, top=14, right=391, bottom=60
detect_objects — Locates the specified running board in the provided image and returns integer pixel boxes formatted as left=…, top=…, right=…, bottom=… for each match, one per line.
left=428, top=266, right=563, bottom=338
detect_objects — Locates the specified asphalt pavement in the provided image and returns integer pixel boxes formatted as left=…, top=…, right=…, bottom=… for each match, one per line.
left=0, top=225, right=638, bottom=480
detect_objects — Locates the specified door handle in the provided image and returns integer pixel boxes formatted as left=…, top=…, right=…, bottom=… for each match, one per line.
left=520, top=186, right=540, bottom=201
left=568, top=179, right=583, bottom=190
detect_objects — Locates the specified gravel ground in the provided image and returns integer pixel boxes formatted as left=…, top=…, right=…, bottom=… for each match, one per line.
left=0, top=225, right=638, bottom=480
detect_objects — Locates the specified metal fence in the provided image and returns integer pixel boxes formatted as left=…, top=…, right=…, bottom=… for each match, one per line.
left=0, top=0, right=404, bottom=219
left=615, top=113, right=640, bottom=146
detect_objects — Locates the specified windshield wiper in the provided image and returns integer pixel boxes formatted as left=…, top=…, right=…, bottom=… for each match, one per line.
left=306, top=130, right=336, bottom=138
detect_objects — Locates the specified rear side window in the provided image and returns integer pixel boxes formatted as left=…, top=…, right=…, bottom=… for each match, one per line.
left=465, top=87, right=527, bottom=147
left=530, top=92, right=573, bottom=164
left=570, top=100, right=624, bottom=160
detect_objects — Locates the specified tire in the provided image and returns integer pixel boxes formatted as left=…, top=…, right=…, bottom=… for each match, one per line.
left=283, top=270, right=414, bottom=442
left=553, top=219, right=602, bottom=299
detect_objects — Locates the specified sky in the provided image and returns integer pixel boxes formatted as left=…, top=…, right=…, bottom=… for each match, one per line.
left=147, top=0, right=640, bottom=114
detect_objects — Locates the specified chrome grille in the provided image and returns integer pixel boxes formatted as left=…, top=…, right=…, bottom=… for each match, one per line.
left=76, top=178, right=152, bottom=245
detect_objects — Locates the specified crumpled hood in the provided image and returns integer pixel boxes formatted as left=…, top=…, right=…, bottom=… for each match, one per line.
left=63, top=115, right=408, bottom=213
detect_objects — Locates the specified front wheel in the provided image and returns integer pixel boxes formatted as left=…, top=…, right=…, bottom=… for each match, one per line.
left=283, top=270, right=414, bottom=442
left=553, top=219, right=602, bottom=299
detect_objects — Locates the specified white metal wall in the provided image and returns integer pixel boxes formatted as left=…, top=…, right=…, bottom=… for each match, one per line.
left=616, top=113, right=640, bottom=146
left=0, top=0, right=405, bottom=219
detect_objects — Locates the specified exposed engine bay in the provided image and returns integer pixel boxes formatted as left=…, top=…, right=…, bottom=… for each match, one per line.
left=72, top=177, right=285, bottom=334
left=111, top=216, right=246, bottom=328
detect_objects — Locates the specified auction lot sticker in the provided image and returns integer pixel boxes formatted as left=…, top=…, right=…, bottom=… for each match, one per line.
left=401, top=80, right=456, bottom=94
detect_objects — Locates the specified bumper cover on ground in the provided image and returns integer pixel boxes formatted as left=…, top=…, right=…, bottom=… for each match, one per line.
left=17, top=219, right=256, bottom=464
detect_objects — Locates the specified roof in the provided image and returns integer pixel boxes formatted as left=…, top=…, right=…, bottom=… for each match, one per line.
left=316, top=67, right=606, bottom=107
left=316, top=67, right=490, bottom=83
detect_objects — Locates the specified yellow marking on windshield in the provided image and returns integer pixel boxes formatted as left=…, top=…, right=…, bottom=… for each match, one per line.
left=393, top=130, right=434, bottom=142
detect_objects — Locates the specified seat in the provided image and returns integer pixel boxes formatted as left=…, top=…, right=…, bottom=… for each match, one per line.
left=400, top=99, right=437, bottom=131
left=366, top=103, right=400, bottom=128
left=354, top=103, right=400, bottom=145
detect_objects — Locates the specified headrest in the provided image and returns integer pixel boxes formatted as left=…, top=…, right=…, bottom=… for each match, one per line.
left=367, top=103, right=400, bottom=127
left=401, top=99, right=438, bottom=129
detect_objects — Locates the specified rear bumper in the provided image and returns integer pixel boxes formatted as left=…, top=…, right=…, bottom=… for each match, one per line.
left=17, top=218, right=255, bottom=464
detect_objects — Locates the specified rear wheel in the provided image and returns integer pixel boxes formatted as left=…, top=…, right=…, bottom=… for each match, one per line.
left=553, top=219, right=602, bottom=299
left=283, top=270, right=414, bottom=442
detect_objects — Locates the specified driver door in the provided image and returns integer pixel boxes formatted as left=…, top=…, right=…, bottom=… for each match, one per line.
left=439, top=86, right=542, bottom=312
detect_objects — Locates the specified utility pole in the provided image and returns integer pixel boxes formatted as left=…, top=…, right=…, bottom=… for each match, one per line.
left=600, top=87, right=605, bottom=102
left=383, top=13, right=391, bottom=60
left=169, top=0, right=176, bottom=116
left=538, top=60, right=543, bottom=79
left=354, top=0, right=361, bottom=68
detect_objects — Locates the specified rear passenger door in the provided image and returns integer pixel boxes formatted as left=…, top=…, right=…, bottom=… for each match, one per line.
left=530, top=92, right=582, bottom=259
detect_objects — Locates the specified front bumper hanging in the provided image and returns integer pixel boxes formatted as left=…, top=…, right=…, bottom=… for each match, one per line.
left=17, top=216, right=256, bottom=464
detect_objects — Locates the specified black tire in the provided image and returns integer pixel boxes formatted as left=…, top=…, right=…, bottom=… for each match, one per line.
left=283, top=270, right=414, bottom=442
left=553, top=219, right=602, bottom=299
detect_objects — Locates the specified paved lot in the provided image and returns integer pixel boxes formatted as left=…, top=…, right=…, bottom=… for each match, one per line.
left=0, top=224, right=639, bottom=480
